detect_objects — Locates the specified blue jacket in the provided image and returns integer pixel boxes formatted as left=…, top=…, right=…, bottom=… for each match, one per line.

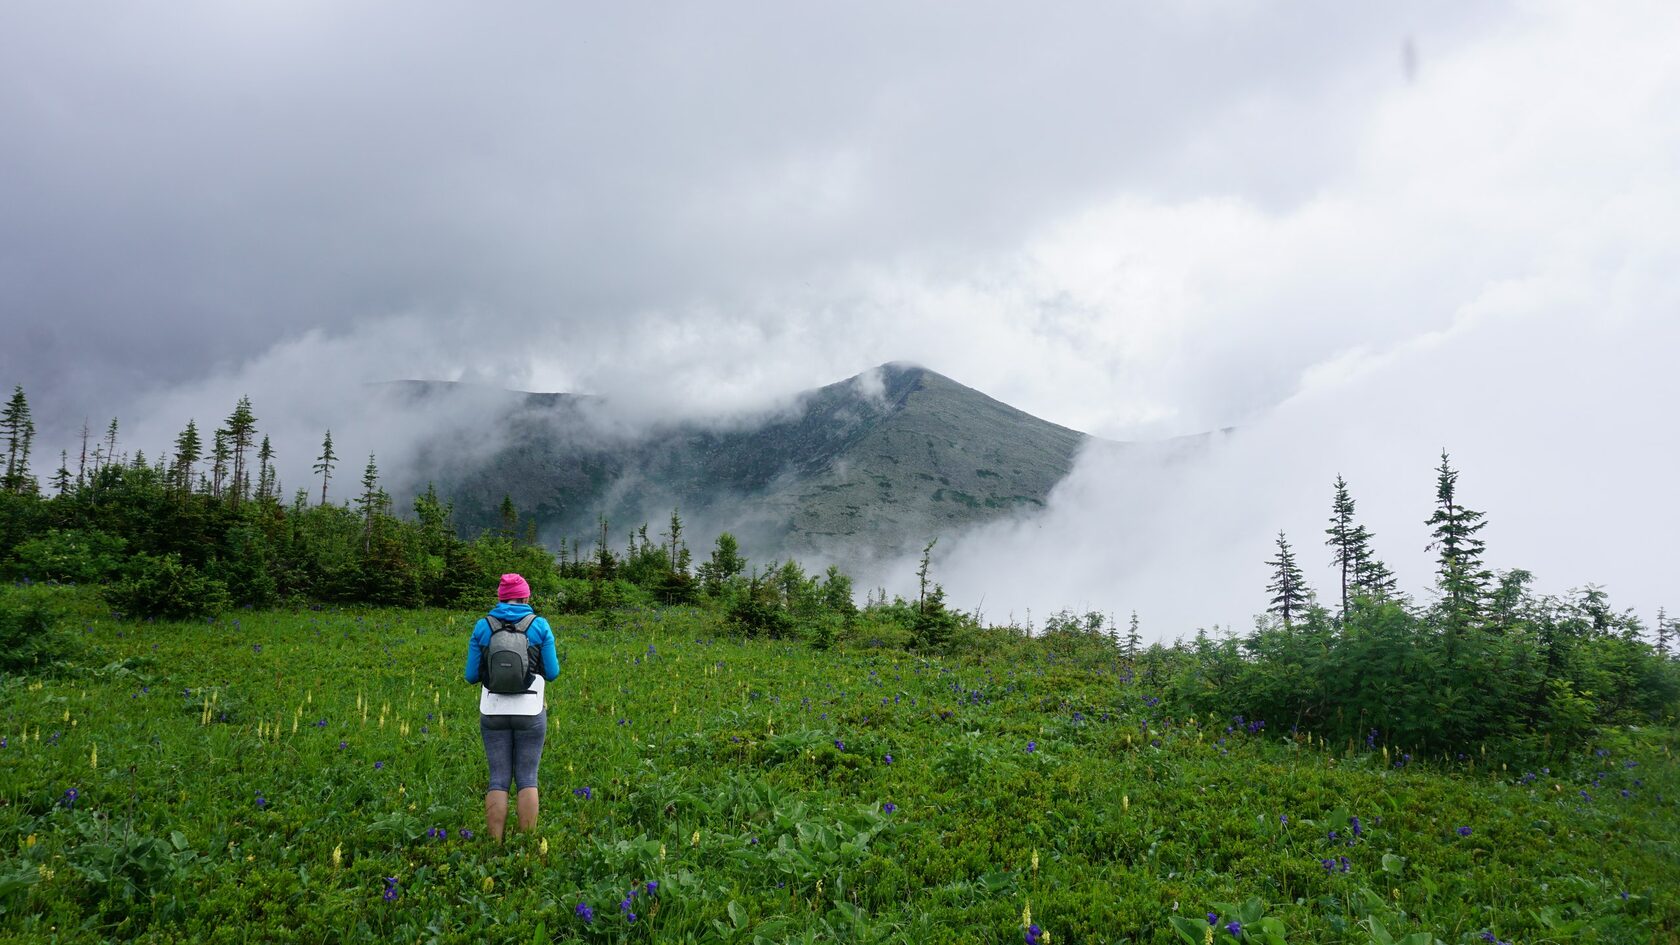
left=464, top=602, right=560, bottom=684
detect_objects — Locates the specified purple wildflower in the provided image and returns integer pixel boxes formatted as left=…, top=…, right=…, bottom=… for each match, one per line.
left=835, top=739, right=845, bottom=750
left=1226, top=920, right=1242, bottom=937
left=1457, top=826, right=1472, bottom=837
left=883, top=753, right=893, bottom=765
left=1026, top=741, right=1037, bottom=753
left=882, top=802, right=897, bottom=814
left=383, top=877, right=399, bottom=902
left=645, top=880, right=658, bottom=895
left=1025, top=924, right=1043, bottom=945
left=63, top=787, right=79, bottom=809
left=575, top=903, right=594, bottom=923
left=460, top=828, right=474, bottom=839
left=1208, top=913, right=1219, bottom=925
left=574, top=786, right=592, bottom=799
left=374, top=761, right=384, bottom=770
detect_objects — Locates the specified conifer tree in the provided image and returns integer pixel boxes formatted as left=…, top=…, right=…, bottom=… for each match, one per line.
left=76, top=420, right=90, bottom=488
left=172, top=420, right=202, bottom=494
left=255, top=435, right=276, bottom=503
left=209, top=430, right=229, bottom=498
left=498, top=495, right=518, bottom=538
left=1266, top=531, right=1310, bottom=627
left=1658, top=607, right=1671, bottom=659
left=594, top=516, right=617, bottom=579
left=1, top=385, right=36, bottom=495
left=222, top=396, right=257, bottom=505
left=1324, top=475, right=1365, bottom=621
left=1426, top=450, right=1490, bottom=647
left=312, top=430, right=337, bottom=505
left=666, top=507, right=685, bottom=572
left=916, top=538, right=938, bottom=613
left=52, top=451, right=71, bottom=496
left=356, top=453, right=381, bottom=552
left=1124, top=610, right=1142, bottom=662
left=101, top=418, right=119, bottom=473
left=1325, top=475, right=1398, bottom=616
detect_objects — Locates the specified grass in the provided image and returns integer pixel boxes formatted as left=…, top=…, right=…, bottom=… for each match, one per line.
left=1, top=589, right=1676, bottom=944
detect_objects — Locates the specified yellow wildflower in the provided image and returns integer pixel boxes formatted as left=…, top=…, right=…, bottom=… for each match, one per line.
left=1204, top=925, right=1214, bottom=945
left=659, top=843, right=667, bottom=861
left=539, top=838, right=549, bottom=856
left=482, top=876, right=495, bottom=892
left=1022, top=900, right=1032, bottom=928
left=1122, top=794, right=1130, bottom=812
left=691, top=829, right=700, bottom=846
left=332, top=844, right=342, bottom=868
left=1031, top=849, right=1039, bottom=874
left=25, top=834, right=35, bottom=847
left=90, top=744, right=97, bottom=769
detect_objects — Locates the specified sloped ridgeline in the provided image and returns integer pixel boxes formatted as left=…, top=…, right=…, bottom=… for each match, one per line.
left=398, top=363, right=1090, bottom=564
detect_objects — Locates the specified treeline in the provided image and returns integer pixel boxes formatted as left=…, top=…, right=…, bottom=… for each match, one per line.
left=0, top=387, right=874, bottom=638
left=1130, top=452, right=1677, bottom=759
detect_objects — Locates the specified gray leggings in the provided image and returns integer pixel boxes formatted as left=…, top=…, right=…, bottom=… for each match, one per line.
left=480, top=712, right=547, bottom=792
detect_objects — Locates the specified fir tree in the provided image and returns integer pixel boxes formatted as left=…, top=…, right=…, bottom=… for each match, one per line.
left=312, top=430, right=337, bottom=505
left=1, top=385, right=36, bottom=495
left=1324, top=475, right=1365, bottom=621
left=172, top=420, right=202, bottom=495
left=76, top=420, right=89, bottom=488
left=222, top=396, right=257, bottom=505
left=209, top=430, right=229, bottom=498
left=255, top=435, right=276, bottom=503
left=1657, top=607, right=1670, bottom=659
left=498, top=495, right=518, bottom=538
left=1426, top=450, right=1490, bottom=647
left=916, top=538, right=938, bottom=613
left=1124, top=610, right=1142, bottom=663
left=666, top=507, right=685, bottom=572
left=356, top=453, right=381, bottom=551
left=52, top=450, right=71, bottom=496
left=101, top=418, right=119, bottom=473
left=1266, top=531, right=1311, bottom=628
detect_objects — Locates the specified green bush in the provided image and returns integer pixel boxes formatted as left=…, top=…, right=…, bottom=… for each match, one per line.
left=0, top=591, right=68, bottom=674
left=105, top=552, right=230, bottom=620
left=4, top=528, right=127, bottom=584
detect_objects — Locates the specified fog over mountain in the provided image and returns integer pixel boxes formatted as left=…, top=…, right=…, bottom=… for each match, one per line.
left=4, top=2, right=1677, bottom=637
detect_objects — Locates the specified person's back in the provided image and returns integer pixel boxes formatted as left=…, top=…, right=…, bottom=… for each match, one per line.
left=465, top=573, right=560, bottom=840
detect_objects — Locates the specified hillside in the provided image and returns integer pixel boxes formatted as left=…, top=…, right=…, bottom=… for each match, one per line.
left=396, top=362, right=1092, bottom=562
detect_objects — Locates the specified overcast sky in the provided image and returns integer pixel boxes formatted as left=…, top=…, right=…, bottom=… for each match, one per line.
left=4, top=2, right=1676, bottom=635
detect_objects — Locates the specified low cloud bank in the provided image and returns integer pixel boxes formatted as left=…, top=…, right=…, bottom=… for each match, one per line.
left=885, top=298, right=1680, bottom=641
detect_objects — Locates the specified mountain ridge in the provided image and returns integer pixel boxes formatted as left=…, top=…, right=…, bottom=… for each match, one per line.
left=393, top=363, right=1095, bottom=565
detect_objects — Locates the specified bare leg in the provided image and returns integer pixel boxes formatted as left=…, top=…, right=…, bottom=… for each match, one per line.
left=485, top=790, right=509, bottom=841
left=516, top=787, right=539, bottom=832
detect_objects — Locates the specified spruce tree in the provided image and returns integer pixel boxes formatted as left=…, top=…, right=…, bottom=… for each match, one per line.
left=76, top=420, right=89, bottom=488
left=52, top=451, right=71, bottom=496
left=101, top=418, right=119, bottom=473
left=1266, top=531, right=1310, bottom=627
left=209, top=430, right=229, bottom=498
left=312, top=430, right=337, bottom=505
left=1, top=385, right=36, bottom=495
left=498, top=495, right=518, bottom=538
left=1658, top=607, right=1670, bottom=659
left=256, top=435, right=276, bottom=503
left=222, top=396, right=257, bottom=505
left=172, top=420, right=202, bottom=494
left=1124, top=611, right=1142, bottom=662
left=1324, top=475, right=1364, bottom=621
left=666, top=507, right=685, bottom=572
left=356, top=453, right=381, bottom=552
left=1426, top=450, right=1490, bottom=647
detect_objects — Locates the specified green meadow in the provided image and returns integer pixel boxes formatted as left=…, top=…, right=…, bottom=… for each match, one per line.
left=2, top=590, right=1676, bottom=945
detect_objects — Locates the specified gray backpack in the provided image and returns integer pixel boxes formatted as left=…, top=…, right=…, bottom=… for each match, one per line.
left=483, top=613, right=538, bottom=694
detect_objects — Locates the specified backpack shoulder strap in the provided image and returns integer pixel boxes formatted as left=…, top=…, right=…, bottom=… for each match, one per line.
left=484, top=614, right=505, bottom=633
left=511, top=613, right=537, bottom=635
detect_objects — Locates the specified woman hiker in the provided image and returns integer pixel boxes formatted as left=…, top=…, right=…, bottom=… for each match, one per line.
left=464, top=573, right=560, bottom=840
